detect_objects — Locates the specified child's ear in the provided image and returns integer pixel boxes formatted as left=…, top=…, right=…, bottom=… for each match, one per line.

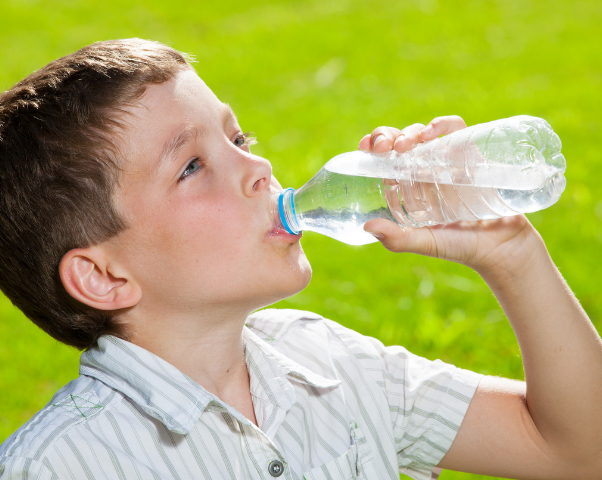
left=59, top=247, right=141, bottom=311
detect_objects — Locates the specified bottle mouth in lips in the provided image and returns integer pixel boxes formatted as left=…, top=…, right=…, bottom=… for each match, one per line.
left=278, top=188, right=300, bottom=234
left=268, top=191, right=302, bottom=239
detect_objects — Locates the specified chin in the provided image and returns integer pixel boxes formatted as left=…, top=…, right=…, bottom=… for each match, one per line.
left=255, top=260, right=312, bottom=309
left=292, top=251, right=312, bottom=290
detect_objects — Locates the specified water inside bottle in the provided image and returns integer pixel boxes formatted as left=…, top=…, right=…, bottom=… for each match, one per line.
left=294, top=164, right=566, bottom=246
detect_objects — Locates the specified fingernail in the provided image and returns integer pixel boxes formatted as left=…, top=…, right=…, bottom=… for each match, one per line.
left=373, top=135, right=385, bottom=147
left=422, top=124, right=434, bottom=135
left=369, top=231, right=384, bottom=240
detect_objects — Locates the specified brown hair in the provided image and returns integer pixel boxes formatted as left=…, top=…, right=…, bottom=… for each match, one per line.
left=0, top=38, right=193, bottom=350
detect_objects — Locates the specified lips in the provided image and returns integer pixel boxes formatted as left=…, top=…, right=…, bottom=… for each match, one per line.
left=268, top=227, right=303, bottom=241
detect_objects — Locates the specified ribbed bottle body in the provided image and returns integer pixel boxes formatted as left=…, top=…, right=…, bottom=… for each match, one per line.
left=274, top=116, right=566, bottom=245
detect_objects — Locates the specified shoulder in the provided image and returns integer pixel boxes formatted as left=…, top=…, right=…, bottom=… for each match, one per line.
left=246, top=308, right=389, bottom=375
left=248, top=308, right=386, bottom=354
left=246, top=308, right=323, bottom=342
left=0, top=374, right=121, bottom=470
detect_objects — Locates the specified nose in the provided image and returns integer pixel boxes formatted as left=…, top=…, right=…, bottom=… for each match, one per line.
left=241, top=154, right=273, bottom=197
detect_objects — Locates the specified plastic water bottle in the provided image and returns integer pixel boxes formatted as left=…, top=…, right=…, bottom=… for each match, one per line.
left=271, top=115, right=566, bottom=245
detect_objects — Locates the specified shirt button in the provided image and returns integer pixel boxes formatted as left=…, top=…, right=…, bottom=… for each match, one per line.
left=268, top=460, right=284, bottom=477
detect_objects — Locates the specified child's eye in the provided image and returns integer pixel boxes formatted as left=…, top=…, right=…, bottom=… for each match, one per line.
left=180, top=158, right=202, bottom=181
left=234, top=132, right=257, bottom=148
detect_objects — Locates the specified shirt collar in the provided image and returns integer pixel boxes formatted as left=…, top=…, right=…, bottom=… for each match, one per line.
left=80, top=327, right=340, bottom=435
left=243, top=327, right=341, bottom=389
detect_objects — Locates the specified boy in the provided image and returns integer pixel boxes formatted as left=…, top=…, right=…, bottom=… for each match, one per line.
left=0, top=38, right=600, bottom=480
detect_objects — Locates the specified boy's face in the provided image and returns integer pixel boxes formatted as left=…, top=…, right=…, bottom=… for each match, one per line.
left=106, top=69, right=311, bottom=318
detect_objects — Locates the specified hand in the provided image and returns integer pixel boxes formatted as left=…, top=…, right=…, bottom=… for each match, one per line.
left=358, top=116, right=543, bottom=277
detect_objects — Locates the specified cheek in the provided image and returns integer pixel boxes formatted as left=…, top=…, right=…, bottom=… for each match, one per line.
left=160, top=199, right=250, bottom=266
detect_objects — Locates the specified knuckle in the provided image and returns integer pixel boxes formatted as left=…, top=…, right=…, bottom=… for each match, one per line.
left=451, top=115, right=467, bottom=127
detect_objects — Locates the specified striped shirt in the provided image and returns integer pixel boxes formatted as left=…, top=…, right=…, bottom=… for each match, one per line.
left=0, top=309, right=482, bottom=480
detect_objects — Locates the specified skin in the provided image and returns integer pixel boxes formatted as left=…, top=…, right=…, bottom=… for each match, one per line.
left=60, top=71, right=602, bottom=478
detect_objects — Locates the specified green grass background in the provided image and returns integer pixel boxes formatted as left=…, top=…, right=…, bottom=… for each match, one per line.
left=1, top=0, right=601, bottom=478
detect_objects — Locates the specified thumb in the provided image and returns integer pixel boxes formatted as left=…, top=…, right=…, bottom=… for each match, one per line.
left=364, top=218, right=438, bottom=256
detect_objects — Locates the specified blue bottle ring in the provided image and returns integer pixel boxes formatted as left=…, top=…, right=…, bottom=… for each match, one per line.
left=278, top=188, right=300, bottom=235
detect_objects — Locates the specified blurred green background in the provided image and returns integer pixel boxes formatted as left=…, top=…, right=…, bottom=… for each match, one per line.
left=1, top=0, right=601, bottom=478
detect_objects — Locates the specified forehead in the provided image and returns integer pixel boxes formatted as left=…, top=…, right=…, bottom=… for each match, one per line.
left=117, top=70, right=234, bottom=164
left=136, top=69, right=222, bottom=125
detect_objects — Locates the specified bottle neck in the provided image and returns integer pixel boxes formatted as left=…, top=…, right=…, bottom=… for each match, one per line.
left=272, top=188, right=301, bottom=234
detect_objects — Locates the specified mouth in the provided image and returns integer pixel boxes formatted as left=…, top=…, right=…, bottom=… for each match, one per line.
left=268, top=226, right=303, bottom=242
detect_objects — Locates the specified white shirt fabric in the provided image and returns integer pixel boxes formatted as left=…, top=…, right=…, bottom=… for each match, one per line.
left=0, top=309, right=482, bottom=480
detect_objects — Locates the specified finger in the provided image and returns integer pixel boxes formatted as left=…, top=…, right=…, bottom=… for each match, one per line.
left=358, top=134, right=372, bottom=151
left=370, top=126, right=403, bottom=153
left=393, top=123, right=426, bottom=153
left=363, top=218, right=439, bottom=257
left=420, top=115, right=467, bottom=141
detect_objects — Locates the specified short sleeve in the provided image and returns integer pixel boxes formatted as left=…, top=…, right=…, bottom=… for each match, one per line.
left=0, top=457, right=57, bottom=480
left=323, top=318, right=483, bottom=480
left=378, top=343, right=482, bottom=478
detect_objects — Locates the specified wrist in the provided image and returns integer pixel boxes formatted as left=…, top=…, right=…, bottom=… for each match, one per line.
left=473, top=221, right=551, bottom=287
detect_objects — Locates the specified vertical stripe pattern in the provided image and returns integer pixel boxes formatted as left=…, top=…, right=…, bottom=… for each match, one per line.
left=1, top=309, right=481, bottom=480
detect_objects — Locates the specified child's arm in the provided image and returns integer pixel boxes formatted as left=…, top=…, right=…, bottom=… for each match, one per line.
left=360, top=116, right=602, bottom=479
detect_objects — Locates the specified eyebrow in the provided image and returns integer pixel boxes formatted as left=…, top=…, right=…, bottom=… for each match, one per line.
left=157, top=104, right=238, bottom=171
left=221, top=103, right=238, bottom=129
